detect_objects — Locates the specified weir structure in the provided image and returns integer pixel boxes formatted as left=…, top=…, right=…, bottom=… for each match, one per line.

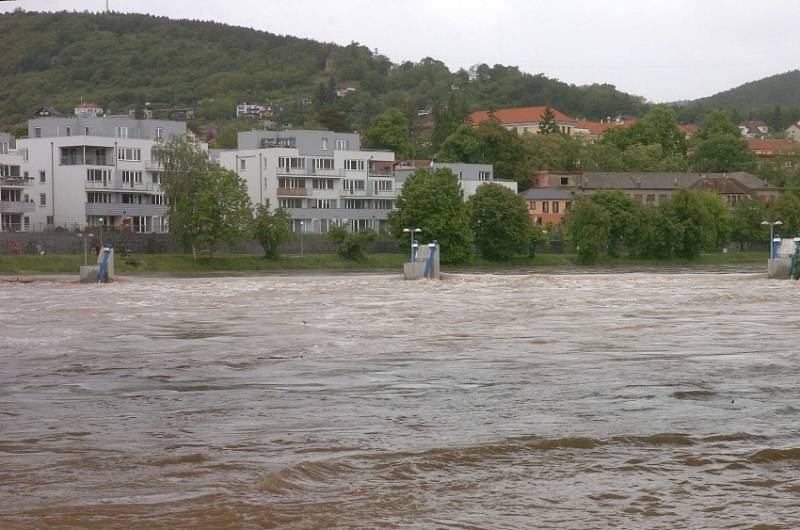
left=404, top=241, right=440, bottom=280
left=767, top=237, right=800, bottom=280
left=80, top=245, right=115, bottom=284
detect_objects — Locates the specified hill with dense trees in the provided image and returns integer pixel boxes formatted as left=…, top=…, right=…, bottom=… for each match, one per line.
left=0, top=9, right=647, bottom=143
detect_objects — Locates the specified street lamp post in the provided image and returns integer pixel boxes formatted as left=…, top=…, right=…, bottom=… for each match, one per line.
left=761, top=220, right=783, bottom=259
left=299, top=221, right=304, bottom=257
left=98, top=217, right=104, bottom=248
left=402, top=227, right=422, bottom=261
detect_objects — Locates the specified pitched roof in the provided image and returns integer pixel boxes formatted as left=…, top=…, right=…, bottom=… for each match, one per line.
left=580, top=171, right=772, bottom=190
left=746, top=138, right=798, bottom=153
left=519, top=188, right=573, bottom=200
left=689, top=177, right=753, bottom=195
left=468, top=106, right=576, bottom=126
left=576, top=119, right=636, bottom=135
left=679, top=124, right=699, bottom=134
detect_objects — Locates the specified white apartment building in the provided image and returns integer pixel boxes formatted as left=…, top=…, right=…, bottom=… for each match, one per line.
left=0, top=116, right=185, bottom=232
left=219, top=130, right=396, bottom=233
left=393, top=161, right=517, bottom=198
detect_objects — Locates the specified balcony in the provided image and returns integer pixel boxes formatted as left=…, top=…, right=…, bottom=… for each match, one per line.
left=369, top=170, right=394, bottom=178
left=85, top=202, right=169, bottom=216
left=285, top=207, right=394, bottom=220
left=277, top=187, right=310, bottom=197
left=0, top=200, right=35, bottom=213
left=145, top=160, right=164, bottom=172
left=85, top=180, right=162, bottom=193
left=0, top=176, right=34, bottom=187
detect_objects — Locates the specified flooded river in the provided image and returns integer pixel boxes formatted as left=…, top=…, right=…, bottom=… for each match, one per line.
left=2, top=272, right=800, bottom=529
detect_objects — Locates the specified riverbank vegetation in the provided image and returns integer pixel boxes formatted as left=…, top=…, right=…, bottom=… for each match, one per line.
left=0, top=251, right=767, bottom=276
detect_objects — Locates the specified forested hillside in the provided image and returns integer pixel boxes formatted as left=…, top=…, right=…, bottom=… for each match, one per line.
left=677, top=70, right=800, bottom=131
left=0, top=10, right=647, bottom=136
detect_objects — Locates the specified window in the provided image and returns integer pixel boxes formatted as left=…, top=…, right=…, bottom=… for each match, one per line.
left=374, top=180, right=392, bottom=192
left=23, top=171, right=28, bottom=180
left=646, top=194, right=655, bottom=205
left=0, top=141, right=8, bottom=154
left=46, top=215, right=53, bottom=226
left=87, top=192, right=111, bottom=203
left=152, top=173, right=162, bottom=185
left=658, top=194, right=668, bottom=204
left=279, top=198, right=302, bottom=208
left=65, top=126, right=71, bottom=137
left=117, top=148, right=141, bottom=161
left=375, top=199, right=393, bottom=209
left=85, top=126, right=90, bottom=136
left=240, top=159, right=246, bottom=170
left=529, top=200, right=536, bottom=210
left=278, top=157, right=305, bottom=171
left=312, top=178, right=333, bottom=190
left=122, top=170, right=143, bottom=185
left=560, top=177, right=569, bottom=186
left=344, top=159, right=365, bottom=171
left=552, top=201, right=559, bottom=213
left=39, top=170, right=46, bottom=183
left=314, top=158, right=335, bottom=171
left=24, top=217, right=30, bottom=229
left=87, top=169, right=111, bottom=182
left=523, top=127, right=528, bottom=133
left=116, top=126, right=129, bottom=139
left=478, top=171, right=490, bottom=181
left=322, top=138, right=329, bottom=150
left=34, top=127, right=42, bottom=138
left=344, top=199, right=366, bottom=209
left=542, top=201, right=549, bottom=213
left=122, top=194, right=145, bottom=204
left=39, top=193, right=46, bottom=206
left=342, top=179, right=365, bottom=191
left=313, top=199, right=333, bottom=209
left=153, top=194, right=167, bottom=205
left=278, top=177, right=305, bottom=189
left=155, top=127, right=163, bottom=141
left=335, top=139, right=350, bottom=150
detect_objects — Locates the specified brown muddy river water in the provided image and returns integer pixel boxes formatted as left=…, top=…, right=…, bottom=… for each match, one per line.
left=2, top=272, right=800, bottom=529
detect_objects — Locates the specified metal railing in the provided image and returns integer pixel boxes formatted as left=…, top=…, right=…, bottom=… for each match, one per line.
left=0, top=200, right=36, bottom=213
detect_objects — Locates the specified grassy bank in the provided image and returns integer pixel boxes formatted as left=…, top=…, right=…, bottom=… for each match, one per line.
left=0, top=251, right=767, bottom=275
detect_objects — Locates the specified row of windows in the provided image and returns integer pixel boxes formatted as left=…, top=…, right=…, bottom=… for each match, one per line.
left=528, top=200, right=570, bottom=214
left=276, top=198, right=394, bottom=210
left=86, top=192, right=167, bottom=204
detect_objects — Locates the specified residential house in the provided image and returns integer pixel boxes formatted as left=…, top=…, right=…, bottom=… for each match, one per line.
left=785, top=122, right=800, bottom=142
left=740, top=120, right=769, bottom=138
left=574, top=117, right=636, bottom=141
left=0, top=111, right=186, bottom=232
left=530, top=171, right=780, bottom=207
left=747, top=138, right=798, bottom=158
left=519, top=187, right=572, bottom=225
left=679, top=124, right=699, bottom=138
left=467, top=106, right=578, bottom=136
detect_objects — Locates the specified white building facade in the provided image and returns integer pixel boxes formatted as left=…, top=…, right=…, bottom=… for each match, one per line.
left=0, top=116, right=185, bottom=232
left=219, top=130, right=396, bottom=233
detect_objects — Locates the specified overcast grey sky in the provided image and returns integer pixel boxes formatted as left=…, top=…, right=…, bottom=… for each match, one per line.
left=3, top=0, right=799, bottom=102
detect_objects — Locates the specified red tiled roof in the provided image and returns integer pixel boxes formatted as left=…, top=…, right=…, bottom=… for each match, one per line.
left=468, top=106, right=576, bottom=126
left=679, top=124, right=699, bottom=134
left=576, top=119, right=636, bottom=135
left=747, top=138, right=798, bottom=154
left=77, top=102, right=102, bottom=108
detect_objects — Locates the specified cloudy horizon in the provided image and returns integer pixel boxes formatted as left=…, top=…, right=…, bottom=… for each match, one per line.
left=2, top=0, right=799, bottom=103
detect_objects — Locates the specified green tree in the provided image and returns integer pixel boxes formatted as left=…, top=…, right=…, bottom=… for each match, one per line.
left=731, top=197, right=768, bottom=250
left=696, top=191, right=733, bottom=250
left=524, top=133, right=582, bottom=172
left=438, top=120, right=529, bottom=188
left=629, top=206, right=675, bottom=259
left=364, top=109, right=413, bottom=158
left=603, top=105, right=687, bottom=157
left=467, top=183, right=533, bottom=260
left=695, top=110, right=740, bottom=141
left=565, top=197, right=610, bottom=265
left=660, top=189, right=716, bottom=259
left=537, top=106, right=561, bottom=135
left=327, top=224, right=377, bottom=261
left=192, top=165, right=253, bottom=256
left=318, top=107, right=351, bottom=132
left=388, top=168, right=473, bottom=263
left=156, top=138, right=252, bottom=257
left=689, top=134, right=757, bottom=172
left=590, top=190, right=640, bottom=256
left=252, top=205, right=293, bottom=258
left=769, top=191, right=800, bottom=236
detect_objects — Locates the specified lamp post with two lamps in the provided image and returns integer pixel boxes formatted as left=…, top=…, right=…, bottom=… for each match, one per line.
left=761, top=220, right=783, bottom=259
left=402, top=227, right=422, bottom=261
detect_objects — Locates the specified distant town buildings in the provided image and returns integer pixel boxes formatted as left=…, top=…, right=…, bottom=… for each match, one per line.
left=468, top=106, right=578, bottom=136
left=740, top=120, right=769, bottom=138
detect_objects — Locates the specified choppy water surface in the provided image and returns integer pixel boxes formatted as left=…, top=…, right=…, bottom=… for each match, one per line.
left=2, top=272, right=800, bottom=529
